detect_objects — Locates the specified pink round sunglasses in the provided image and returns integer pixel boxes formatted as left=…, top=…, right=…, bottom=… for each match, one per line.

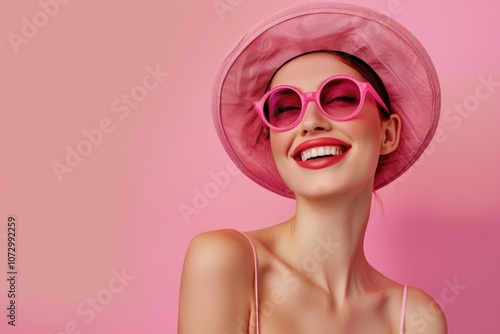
left=253, top=75, right=390, bottom=132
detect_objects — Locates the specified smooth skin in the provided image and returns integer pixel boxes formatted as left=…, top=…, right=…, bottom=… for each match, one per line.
left=178, top=53, right=447, bottom=334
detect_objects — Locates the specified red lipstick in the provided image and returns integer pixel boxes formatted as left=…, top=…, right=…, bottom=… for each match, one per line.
left=292, top=137, right=351, bottom=169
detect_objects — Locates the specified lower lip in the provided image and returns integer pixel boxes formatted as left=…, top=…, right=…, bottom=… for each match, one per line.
left=295, top=152, right=348, bottom=169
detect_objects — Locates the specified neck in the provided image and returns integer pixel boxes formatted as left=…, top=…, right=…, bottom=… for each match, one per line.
left=282, top=185, right=377, bottom=304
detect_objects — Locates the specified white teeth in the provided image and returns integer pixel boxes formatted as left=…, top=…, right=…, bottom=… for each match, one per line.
left=300, top=146, right=345, bottom=161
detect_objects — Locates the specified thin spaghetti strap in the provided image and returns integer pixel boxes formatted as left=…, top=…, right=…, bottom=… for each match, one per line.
left=239, top=232, right=260, bottom=334
left=399, top=285, right=408, bottom=334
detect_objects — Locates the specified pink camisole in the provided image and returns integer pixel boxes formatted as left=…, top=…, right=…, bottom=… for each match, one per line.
left=240, top=232, right=408, bottom=334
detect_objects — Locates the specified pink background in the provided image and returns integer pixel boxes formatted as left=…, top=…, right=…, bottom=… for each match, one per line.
left=1, top=0, right=499, bottom=333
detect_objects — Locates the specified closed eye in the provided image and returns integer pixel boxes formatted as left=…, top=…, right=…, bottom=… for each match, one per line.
left=274, top=105, right=301, bottom=116
left=324, top=95, right=357, bottom=104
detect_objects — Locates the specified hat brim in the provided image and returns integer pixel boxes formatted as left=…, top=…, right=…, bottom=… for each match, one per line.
left=212, top=2, right=440, bottom=198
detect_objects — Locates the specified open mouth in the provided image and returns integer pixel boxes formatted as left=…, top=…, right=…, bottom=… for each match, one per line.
left=291, top=138, right=351, bottom=169
left=296, top=146, right=347, bottom=162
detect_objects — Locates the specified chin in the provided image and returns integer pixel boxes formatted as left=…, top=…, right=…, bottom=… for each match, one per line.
left=289, top=181, right=349, bottom=199
left=288, top=177, right=376, bottom=200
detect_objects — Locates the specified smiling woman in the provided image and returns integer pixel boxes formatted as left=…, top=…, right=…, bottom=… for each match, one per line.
left=178, top=2, right=446, bottom=333
left=265, top=52, right=401, bottom=199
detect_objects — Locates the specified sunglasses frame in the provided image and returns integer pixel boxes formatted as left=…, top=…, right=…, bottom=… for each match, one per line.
left=253, top=75, right=390, bottom=132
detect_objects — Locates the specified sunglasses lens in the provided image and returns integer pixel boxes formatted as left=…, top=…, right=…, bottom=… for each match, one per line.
left=320, top=78, right=361, bottom=119
left=264, top=88, right=302, bottom=129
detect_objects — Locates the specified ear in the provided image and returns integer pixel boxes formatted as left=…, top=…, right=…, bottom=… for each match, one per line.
left=380, top=114, right=401, bottom=155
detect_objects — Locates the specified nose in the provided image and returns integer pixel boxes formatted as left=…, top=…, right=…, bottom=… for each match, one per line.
left=298, top=94, right=332, bottom=135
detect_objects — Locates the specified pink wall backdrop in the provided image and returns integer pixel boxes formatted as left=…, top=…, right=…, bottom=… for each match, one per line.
left=1, top=0, right=499, bottom=333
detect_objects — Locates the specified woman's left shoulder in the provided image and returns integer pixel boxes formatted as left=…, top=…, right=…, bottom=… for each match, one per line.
left=403, top=286, right=447, bottom=334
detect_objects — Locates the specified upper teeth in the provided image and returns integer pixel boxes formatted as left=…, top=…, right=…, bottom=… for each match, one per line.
left=300, top=146, right=345, bottom=161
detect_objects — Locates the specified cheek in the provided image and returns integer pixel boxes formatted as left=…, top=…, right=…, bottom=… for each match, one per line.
left=347, top=115, right=386, bottom=168
left=352, top=107, right=385, bottom=146
left=269, top=131, right=291, bottom=158
left=352, top=122, right=383, bottom=145
left=269, top=132, right=295, bottom=180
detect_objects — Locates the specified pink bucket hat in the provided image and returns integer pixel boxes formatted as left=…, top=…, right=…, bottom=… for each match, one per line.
left=212, top=2, right=440, bottom=198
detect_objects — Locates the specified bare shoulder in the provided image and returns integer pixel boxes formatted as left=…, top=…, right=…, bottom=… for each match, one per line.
left=404, top=286, right=447, bottom=334
left=182, top=229, right=256, bottom=276
left=178, top=229, right=256, bottom=333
